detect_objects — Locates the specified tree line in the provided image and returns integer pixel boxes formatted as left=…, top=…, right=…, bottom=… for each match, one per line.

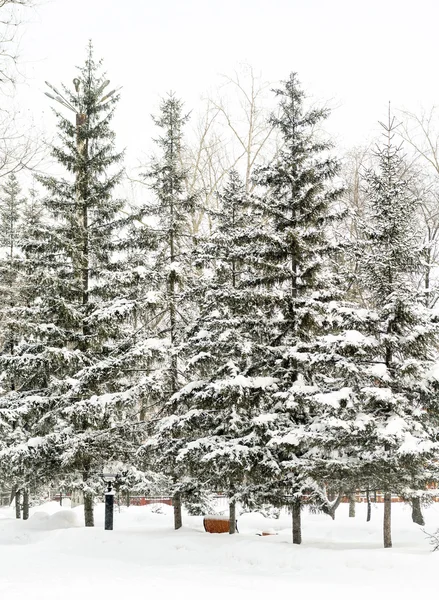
left=0, top=43, right=439, bottom=550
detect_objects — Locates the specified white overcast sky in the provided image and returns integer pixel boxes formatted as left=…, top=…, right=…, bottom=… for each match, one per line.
left=14, top=0, right=439, bottom=167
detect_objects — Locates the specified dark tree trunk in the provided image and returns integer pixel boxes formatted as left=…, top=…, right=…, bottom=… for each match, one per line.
left=411, top=497, right=425, bottom=526
left=9, top=484, right=16, bottom=505
left=292, top=500, right=302, bottom=545
left=349, top=493, right=356, bottom=518
left=84, top=491, right=94, bottom=527
left=322, top=491, right=343, bottom=520
left=173, top=491, right=182, bottom=530
left=125, top=490, right=130, bottom=508
left=15, top=490, right=21, bottom=519
left=22, top=489, right=29, bottom=520
left=383, top=492, right=392, bottom=548
left=366, top=489, right=371, bottom=522
left=229, top=500, right=236, bottom=535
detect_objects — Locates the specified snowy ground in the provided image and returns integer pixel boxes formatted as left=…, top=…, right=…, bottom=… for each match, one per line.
left=0, top=499, right=438, bottom=600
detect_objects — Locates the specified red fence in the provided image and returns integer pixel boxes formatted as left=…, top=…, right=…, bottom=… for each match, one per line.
left=127, top=496, right=172, bottom=506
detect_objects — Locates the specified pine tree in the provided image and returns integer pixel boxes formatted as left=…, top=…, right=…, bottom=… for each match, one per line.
left=301, top=112, right=439, bottom=548
left=139, top=93, right=198, bottom=529
left=0, top=173, right=24, bottom=360
left=142, top=93, right=196, bottom=395
left=356, top=112, right=439, bottom=546
left=144, top=170, right=276, bottom=530
left=0, top=180, right=50, bottom=505
left=21, top=186, right=44, bottom=249
left=0, top=173, right=23, bottom=261
left=181, top=169, right=267, bottom=377
left=0, top=43, right=149, bottom=526
left=246, top=72, right=345, bottom=543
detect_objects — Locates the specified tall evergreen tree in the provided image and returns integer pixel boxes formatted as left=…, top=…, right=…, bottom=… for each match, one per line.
left=0, top=173, right=23, bottom=261
left=0, top=181, right=58, bottom=507
left=139, top=93, right=198, bottom=529
left=0, top=43, right=149, bottom=526
left=300, top=112, right=439, bottom=548
left=144, top=170, right=276, bottom=531
left=0, top=172, right=24, bottom=358
left=354, top=113, right=439, bottom=545
left=246, top=72, right=346, bottom=543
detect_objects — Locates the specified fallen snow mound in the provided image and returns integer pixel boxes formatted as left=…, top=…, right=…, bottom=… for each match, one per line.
left=29, top=509, right=80, bottom=530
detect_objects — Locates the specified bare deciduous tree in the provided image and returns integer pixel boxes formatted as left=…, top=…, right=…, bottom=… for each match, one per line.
left=0, top=0, right=34, bottom=89
left=400, top=108, right=439, bottom=307
left=336, top=146, right=372, bottom=305
left=211, top=65, right=276, bottom=193
left=0, top=0, right=44, bottom=178
left=184, top=65, right=278, bottom=237
left=0, top=111, right=43, bottom=178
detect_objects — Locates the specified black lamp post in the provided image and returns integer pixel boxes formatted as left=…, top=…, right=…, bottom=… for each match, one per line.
left=101, top=473, right=117, bottom=531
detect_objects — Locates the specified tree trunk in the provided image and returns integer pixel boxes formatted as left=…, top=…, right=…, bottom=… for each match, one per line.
left=15, top=490, right=21, bottom=519
left=349, top=493, right=356, bottom=518
left=292, top=500, right=302, bottom=545
left=22, top=489, right=29, bottom=520
left=125, top=490, right=130, bottom=508
left=9, top=484, right=17, bottom=505
left=84, top=491, right=94, bottom=527
left=322, top=491, right=343, bottom=520
left=173, top=491, right=182, bottom=530
left=229, top=500, right=236, bottom=535
left=425, top=245, right=431, bottom=307
left=383, top=492, right=392, bottom=548
left=366, top=489, right=371, bottom=522
left=411, top=497, right=425, bottom=526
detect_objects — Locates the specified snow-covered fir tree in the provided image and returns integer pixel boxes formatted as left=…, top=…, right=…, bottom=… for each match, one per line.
left=0, top=43, right=156, bottom=525
left=0, top=173, right=24, bottom=358
left=138, top=93, right=198, bottom=529
left=0, top=173, right=35, bottom=510
left=299, top=112, right=439, bottom=548
left=0, top=173, right=23, bottom=262
left=245, top=72, right=346, bottom=543
left=354, top=113, right=439, bottom=545
left=144, top=170, right=277, bottom=532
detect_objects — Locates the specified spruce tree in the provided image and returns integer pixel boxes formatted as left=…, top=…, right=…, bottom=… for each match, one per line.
left=139, top=93, right=197, bottom=529
left=356, top=112, right=439, bottom=545
left=302, top=112, right=439, bottom=548
left=0, top=173, right=23, bottom=262
left=246, top=73, right=345, bottom=543
left=145, top=170, right=276, bottom=530
left=0, top=180, right=50, bottom=505
left=0, top=173, right=24, bottom=360
left=0, top=43, right=147, bottom=526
